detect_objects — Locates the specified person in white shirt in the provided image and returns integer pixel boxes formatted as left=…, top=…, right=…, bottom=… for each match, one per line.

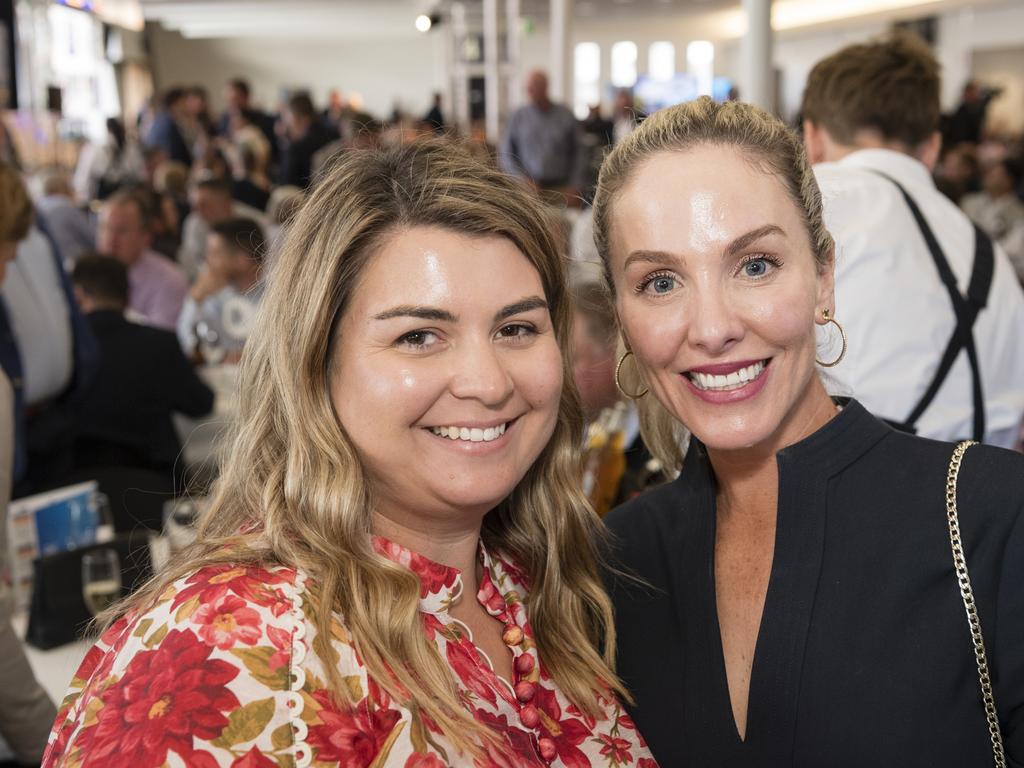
left=178, top=176, right=265, bottom=280
left=961, top=159, right=1024, bottom=281
left=801, top=32, right=1024, bottom=449
left=177, top=217, right=265, bottom=361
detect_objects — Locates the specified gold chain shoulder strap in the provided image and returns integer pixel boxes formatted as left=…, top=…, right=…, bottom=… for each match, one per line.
left=946, top=440, right=1006, bottom=767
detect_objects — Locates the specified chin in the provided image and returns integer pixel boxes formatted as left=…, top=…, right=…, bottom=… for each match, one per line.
left=681, top=409, right=779, bottom=454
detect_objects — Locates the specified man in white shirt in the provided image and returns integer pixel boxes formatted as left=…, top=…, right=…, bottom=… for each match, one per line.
left=177, top=217, right=265, bottom=361
left=178, top=177, right=265, bottom=281
left=802, top=33, right=1024, bottom=448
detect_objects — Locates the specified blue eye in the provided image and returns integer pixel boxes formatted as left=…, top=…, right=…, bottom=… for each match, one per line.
left=638, top=272, right=678, bottom=295
left=740, top=255, right=782, bottom=279
left=744, top=259, right=768, bottom=277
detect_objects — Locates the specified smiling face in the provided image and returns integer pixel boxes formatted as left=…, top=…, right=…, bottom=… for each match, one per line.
left=330, top=225, right=564, bottom=533
left=608, top=144, right=836, bottom=453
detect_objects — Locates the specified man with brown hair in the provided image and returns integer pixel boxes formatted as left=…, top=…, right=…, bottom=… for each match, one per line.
left=802, top=32, right=1024, bottom=447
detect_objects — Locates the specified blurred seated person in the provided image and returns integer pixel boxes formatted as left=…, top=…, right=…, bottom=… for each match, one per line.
left=153, top=160, right=191, bottom=238
left=179, top=177, right=264, bottom=280
left=73, top=117, right=145, bottom=202
left=71, top=254, right=214, bottom=480
left=264, top=185, right=304, bottom=259
left=35, top=169, right=96, bottom=266
left=218, top=77, right=276, bottom=154
left=278, top=91, right=338, bottom=189
left=143, top=87, right=194, bottom=167
left=97, top=190, right=188, bottom=330
left=230, top=145, right=271, bottom=211
left=0, top=227, right=57, bottom=766
left=935, top=144, right=981, bottom=204
left=422, top=91, right=445, bottom=134
left=571, top=280, right=658, bottom=505
left=0, top=164, right=98, bottom=496
left=177, top=217, right=266, bottom=361
left=962, top=158, right=1024, bottom=280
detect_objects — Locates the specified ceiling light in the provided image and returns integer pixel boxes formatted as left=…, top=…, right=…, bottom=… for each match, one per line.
left=415, top=14, right=432, bottom=32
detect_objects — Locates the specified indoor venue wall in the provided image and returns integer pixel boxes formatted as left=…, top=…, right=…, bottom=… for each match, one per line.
left=146, top=22, right=447, bottom=119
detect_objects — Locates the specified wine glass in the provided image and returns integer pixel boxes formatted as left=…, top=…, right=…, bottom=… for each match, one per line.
left=81, top=549, right=122, bottom=616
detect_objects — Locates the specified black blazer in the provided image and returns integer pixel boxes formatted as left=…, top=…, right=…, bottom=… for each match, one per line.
left=75, top=311, right=214, bottom=473
left=605, top=399, right=1024, bottom=767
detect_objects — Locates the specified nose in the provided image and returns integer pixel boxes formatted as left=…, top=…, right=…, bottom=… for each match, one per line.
left=686, top=282, right=744, bottom=356
left=448, top=339, right=514, bottom=406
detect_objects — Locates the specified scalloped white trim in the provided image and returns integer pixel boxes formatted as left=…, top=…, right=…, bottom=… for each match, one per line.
left=287, top=570, right=313, bottom=768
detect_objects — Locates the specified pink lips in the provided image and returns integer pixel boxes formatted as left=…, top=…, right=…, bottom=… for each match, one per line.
left=682, top=359, right=772, bottom=405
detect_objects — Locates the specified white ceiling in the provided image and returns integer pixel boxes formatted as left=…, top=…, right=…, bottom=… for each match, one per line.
left=138, top=0, right=1010, bottom=40
left=140, top=0, right=736, bottom=39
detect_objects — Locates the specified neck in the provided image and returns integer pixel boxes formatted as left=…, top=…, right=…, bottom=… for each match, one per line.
left=373, top=510, right=483, bottom=589
left=706, top=381, right=837, bottom=522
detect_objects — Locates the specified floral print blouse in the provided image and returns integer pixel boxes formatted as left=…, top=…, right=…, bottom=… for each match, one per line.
left=42, top=538, right=656, bottom=768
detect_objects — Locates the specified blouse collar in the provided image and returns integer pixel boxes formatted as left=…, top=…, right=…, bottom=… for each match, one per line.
left=683, top=398, right=891, bottom=487
left=371, top=536, right=513, bottom=616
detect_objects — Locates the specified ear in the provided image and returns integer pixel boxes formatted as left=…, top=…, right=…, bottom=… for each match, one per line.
left=915, top=131, right=942, bottom=172
left=803, top=119, right=827, bottom=165
left=814, top=244, right=837, bottom=323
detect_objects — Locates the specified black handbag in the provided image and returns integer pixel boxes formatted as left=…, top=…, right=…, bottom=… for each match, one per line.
left=25, top=531, right=153, bottom=650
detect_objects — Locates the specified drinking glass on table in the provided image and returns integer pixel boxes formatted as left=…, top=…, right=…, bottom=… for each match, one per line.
left=81, top=549, right=122, bottom=616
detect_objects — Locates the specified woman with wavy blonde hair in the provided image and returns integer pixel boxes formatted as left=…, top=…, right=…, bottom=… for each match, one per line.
left=43, top=139, right=656, bottom=768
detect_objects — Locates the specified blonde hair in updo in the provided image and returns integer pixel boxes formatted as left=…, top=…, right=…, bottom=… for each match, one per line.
left=108, top=138, right=627, bottom=757
left=592, top=96, right=835, bottom=473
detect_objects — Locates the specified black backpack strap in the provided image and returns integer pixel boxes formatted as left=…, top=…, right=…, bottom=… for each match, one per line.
left=869, top=171, right=994, bottom=440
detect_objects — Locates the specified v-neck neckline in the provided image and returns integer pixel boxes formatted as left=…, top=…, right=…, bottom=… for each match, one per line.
left=680, top=399, right=891, bottom=759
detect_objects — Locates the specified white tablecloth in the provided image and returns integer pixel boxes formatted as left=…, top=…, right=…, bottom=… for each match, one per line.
left=174, top=363, right=240, bottom=471
left=12, top=612, right=90, bottom=706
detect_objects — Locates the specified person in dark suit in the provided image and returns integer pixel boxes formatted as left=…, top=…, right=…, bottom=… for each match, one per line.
left=70, top=254, right=214, bottom=482
left=592, top=97, right=1024, bottom=766
left=277, top=92, right=338, bottom=189
left=144, top=87, right=193, bottom=167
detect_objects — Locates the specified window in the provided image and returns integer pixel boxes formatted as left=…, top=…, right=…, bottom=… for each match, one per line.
left=686, top=40, right=714, bottom=97
left=648, top=41, right=675, bottom=82
left=611, top=41, right=638, bottom=89
left=573, top=42, right=600, bottom=119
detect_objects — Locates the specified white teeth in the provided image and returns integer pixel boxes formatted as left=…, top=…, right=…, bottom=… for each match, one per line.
left=429, top=422, right=508, bottom=442
left=688, top=361, right=766, bottom=391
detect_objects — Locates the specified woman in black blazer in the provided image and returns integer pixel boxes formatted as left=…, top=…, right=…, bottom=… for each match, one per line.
left=590, top=96, right=1023, bottom=766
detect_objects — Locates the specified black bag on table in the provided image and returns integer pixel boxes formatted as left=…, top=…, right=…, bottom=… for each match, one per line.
left=25, top=531, right=153, bottom=650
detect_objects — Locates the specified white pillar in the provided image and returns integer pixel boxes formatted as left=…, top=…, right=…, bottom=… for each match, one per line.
left=741, top=0, right=773, bottom=111
left=549, top=0, right=573, bottom=103
left=506, top=0, right=521, bottom=110
left=451, top=2, right=470, bottom=133
left=483, top=0, right=500, bottom=144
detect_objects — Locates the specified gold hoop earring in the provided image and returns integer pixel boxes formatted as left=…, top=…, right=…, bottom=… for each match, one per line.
left=615, top=350, right=649, bottom=399
left=816, top=308, right=847, bottom=368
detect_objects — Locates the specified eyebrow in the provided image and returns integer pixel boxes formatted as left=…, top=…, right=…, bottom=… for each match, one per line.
left=495, top=296, right=548, bottom=322
left=372, top=295, right=548, bottom=324
left=373, top=306, right=457, bottom=322
left=622, top=224, right=787, bottom=269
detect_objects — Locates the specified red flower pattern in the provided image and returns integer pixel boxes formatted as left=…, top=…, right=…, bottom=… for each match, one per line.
left=43, top=545, right=656, bottom=768
left=597, top=734, right=634, bottom=764
left=192, top=594, right=263, bottom=650
left=405, top=754, right=447, bottom=768
left=81, top=629, right=239, bottom=768
left=230, top=746, right=278, bottom=768
left=306, top=689, right=403, bottom=768
left=373, top=537, right=460, bottom=599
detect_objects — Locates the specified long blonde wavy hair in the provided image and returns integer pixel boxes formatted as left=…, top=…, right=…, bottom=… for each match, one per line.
left=110, top=138, right=627, bottom=755
left=592, top=97, right=835, bottom=473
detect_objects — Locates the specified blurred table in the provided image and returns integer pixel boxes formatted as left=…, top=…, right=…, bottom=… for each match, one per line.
left=174, top=363, right=241, bottom=481
left=12, top=612, right=89, bottom=706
